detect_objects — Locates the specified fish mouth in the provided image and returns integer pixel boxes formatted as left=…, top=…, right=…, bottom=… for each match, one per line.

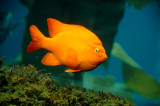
left=103, top=54, right=107, bottom=61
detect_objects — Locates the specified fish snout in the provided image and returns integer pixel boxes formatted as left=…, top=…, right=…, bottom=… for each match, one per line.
left=104, top=54, right=107, bottom=60
left=101, top=47, right=107, bottom=60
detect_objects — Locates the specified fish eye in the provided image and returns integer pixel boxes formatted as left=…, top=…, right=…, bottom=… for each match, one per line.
left=95, top=48, right=99, bottom=53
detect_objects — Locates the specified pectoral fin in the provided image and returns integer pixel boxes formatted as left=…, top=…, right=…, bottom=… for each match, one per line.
left=67, top=48, right=80, bottom=68
left=41, top=52, right=61, bottom=66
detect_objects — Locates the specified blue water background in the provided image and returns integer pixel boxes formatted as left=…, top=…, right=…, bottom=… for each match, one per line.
left=0, top=0, right=160, bottom=105
left=0, top=0, right=28, bottom=61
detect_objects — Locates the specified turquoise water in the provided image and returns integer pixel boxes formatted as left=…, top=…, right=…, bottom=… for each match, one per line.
left=0, top=0, right=160, bottom=105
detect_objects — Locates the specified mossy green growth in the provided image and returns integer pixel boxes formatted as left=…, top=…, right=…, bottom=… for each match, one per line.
left=0, top=63, right=135, bottom=105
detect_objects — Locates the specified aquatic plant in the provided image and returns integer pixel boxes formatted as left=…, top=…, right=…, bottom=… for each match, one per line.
left=0, top=57, right=134, bottom=105
left=122, top=62, right=160, bottom=99
left=112, top=43, right=160, bottom=99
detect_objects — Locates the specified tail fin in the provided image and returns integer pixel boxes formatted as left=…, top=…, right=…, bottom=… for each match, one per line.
left=27, top=25, right=45, bottom=53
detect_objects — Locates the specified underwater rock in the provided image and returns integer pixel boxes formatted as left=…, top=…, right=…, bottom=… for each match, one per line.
left=0, top=64, right=135, bottom=105
left=93, top=75, right=115, bottom=91
left=83, top=73, right=133, bottom=99
left=83, top=73, right=111, bottom=91
left=108, top=83, right=133, bottom=100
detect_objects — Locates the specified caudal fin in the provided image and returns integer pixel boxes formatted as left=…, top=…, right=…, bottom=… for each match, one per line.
left=27, top=25, right=45, bottom=53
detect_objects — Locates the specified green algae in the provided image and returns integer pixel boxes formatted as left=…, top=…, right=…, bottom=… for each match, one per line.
left=0, top=58, right=134, bottom=105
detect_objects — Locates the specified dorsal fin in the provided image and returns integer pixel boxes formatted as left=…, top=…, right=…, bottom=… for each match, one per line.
left=47, top=18, right=66, bottom=37
left=47, top=18, right=91, bottom=38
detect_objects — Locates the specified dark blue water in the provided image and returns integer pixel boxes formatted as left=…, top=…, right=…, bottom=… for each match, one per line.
left=116, top=1, right=159, bottom=80
left=114, top=2, right=160, bottom=105
left=0, top=0, right=160, bottom=105
left=0, top=0, right=28, bottom=62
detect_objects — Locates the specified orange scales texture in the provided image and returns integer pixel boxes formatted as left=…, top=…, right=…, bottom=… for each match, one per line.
left=27, top=18, right=107, bottom=72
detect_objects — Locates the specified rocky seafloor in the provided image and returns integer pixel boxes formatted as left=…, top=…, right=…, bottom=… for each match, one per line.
left=0, top=57, right=135, bottom=105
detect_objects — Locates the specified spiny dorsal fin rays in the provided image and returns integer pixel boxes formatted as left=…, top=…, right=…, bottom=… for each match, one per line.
left=47, top=18, right=90, bottom=38
left=47, top=18, right=66, bottom=37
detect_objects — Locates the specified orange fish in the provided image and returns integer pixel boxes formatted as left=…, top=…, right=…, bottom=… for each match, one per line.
left=27, top=18, right=107, bottom=72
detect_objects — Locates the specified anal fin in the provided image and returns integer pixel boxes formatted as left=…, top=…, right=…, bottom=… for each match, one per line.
left=41, top=52, right=61, bottom=66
